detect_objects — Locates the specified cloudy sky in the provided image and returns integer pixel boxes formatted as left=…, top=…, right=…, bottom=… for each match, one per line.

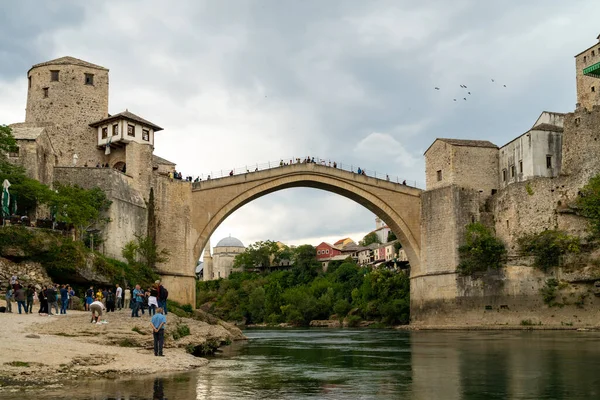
left=1, top=0, right=598, bottom=252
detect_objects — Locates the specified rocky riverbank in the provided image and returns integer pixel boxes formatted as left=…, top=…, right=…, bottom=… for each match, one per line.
left=0, top=307, right=245, bottom=391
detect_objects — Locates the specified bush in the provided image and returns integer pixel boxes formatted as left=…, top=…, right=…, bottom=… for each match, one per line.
left=345, top=315, right=362, bottom=327
left=172, top=324, right=191, bottom=340
left=540, top=278, right=559, bottom=306
left=518, top=230, right=580, bottom=271
left=457, top=223, right=506, bottom=275
left=576, top=174, right=600, bottom=237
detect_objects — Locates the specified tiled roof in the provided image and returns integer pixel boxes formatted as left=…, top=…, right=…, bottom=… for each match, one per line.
left=30, top=56, right=108, bottom=72
left=153, top=155, right=176, bottom=166
left=10, top=126, right=44, bottom=140
left=437, top=138, right=498, bottom=148
left=89, top=110, right=163, bottom=131
left=531, top=123, right=563, bottom=132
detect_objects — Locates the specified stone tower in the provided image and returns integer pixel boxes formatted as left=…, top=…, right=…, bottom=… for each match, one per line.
left=575, top=35, right=600, bottom=110
left=25, top=56, right=109, bottom=166
left=202, top=239, right=213, bottom=281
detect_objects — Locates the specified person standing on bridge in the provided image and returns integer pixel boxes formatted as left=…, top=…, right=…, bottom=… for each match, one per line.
left=357, top=167, right=362, bottom=174
left=386, top=174, right=390, bottom=181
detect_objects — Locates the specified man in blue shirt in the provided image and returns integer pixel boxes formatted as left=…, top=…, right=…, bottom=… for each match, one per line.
left=59, top=285, right=69, bottom=314
left=150, top=308, right=167, bottom=356
left=131, top=285, right=144, bottom=318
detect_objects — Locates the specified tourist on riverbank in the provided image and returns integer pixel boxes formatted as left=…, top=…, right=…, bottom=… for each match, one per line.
left=4, top=286, right=13, bottom=313
left=90, top=298, right=105, bottom=323
left=38, top=286, right=48, bottom=315
left=148, top=285, right=159, bottom=316
left=60, top=284, right=69, bottom=314
left=85, top=286, right=94, bottom=311
left=26, top=285, right=35, bottom=314
left=157, top=280, right=168, bottom=315
left=106, top=289, right=116, bottom=312
left=47, top=284, right=58, bottom=315
left=124, top=287, right=131, bottom=310
left=131, top=285, right=144, bottom=317
left=115, top=284, right=123, bottom=310
left=15, top=287, right=26, bottom=314
left=151, top=307, right=166, bottom=356
left=68, top=286, right=75, bottom=309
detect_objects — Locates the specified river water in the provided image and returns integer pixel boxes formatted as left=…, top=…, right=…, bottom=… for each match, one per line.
left=4, top=329, right=600, bottom=399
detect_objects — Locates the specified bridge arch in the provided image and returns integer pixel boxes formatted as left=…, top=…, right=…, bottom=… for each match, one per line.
left=190, top=164, right=422, bottom=274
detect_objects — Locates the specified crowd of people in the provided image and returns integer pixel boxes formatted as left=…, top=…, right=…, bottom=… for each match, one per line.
left=2, top=277, right=169, bottom=320
left=82, top=280, right=169, bottom=319
left=3, top=277, right=170, bottom=356
left=181, top=156, right=412, bottom=185
left=4, top=278, right=74, bottom=315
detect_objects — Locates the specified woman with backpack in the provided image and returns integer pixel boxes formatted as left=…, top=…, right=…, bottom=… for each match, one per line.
left=38, top=286, right=48, bottom=315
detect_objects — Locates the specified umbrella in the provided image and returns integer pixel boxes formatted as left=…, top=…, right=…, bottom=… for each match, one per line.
left=1, top=179, right=10, bottom=219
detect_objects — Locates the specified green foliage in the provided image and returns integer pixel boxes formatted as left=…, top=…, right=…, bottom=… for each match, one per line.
left=576, top=174, right=600, bottom=237
left=359, top=232, right=381, bottom=246
left=0, top=125, right=18, bottom=154
left=0, top=226, right=157, bottom=287
left=540, top=278, right=559, bottom=306
left=50, top=183, right=112, bottom=240
left=520, top=319, right=535, bottom=326
left=181, top=304, right=194, bottom=313
left=387, top=231, right=397, bottom=242
left=172, top=324, right=191, bottom=340
left=131, top=326, right=147, bottom=335
left=197, top=259, right=410, bottom=326
left=233, top=240, right=285, bottom=270
left=518, top=230, right=580, bottom=271
left=526, top=183, right=534, bottom=196
left=457, top=223, right=506, bottom=275
left=122, top=234, right=169, bottom=279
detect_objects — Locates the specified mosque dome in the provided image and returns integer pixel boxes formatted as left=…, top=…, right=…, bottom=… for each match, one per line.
left=215, top=236, right=245, bottom=248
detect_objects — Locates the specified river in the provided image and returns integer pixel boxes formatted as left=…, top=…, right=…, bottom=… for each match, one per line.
left=3, top=328, right=600, bottom=399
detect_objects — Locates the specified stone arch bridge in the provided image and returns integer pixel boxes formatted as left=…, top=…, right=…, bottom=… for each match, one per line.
left=155, top=163, right=422, bottom=307
left=191, top=163, right=422, bottom=273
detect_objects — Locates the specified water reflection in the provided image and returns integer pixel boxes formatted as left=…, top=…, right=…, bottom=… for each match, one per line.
left=2, top=330, right=600, bottom=399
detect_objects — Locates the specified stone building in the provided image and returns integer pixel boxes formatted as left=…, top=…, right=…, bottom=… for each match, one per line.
left=203, top=236, right=245, bottom=280
left=575, top=34, right=600, bottom=111
left=414, top=35, right=600, bottom=325
left=6, top=56, right=194, bottom=305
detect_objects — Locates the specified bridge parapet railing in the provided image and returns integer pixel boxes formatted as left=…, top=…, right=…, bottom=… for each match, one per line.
left=185, top=157, right=423, bottom=189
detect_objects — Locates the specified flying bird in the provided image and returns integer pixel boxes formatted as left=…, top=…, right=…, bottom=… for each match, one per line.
left=453, top=99, right=457, bottom=101
left=463, top=98, right=467, bottom=101
left=491, top=79, right=495, bottom=82
left=503, top=84, right=507, bottom=87
left=468, top=92, right=471, bottom=95
left=434, top=87, right=440, bottom=90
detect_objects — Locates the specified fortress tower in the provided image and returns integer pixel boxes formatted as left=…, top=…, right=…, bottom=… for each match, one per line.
left=575, top=35, right=600, bottom=110
left=25, top=56, right=109, bottom=166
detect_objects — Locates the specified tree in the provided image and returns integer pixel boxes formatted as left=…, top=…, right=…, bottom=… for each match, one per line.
left=387, top=231, right=397, bottom=242
left=457, top=222, right=506, bottom=275
left=122, top=234, right=170, bottom=269
left=233, top=240, right=281, bottom=269
left=517, top=230, right=580, bottom=271
left=576, top=174, right=600, bottom=237
left=359, top=232, right=381, bottom=246
left=0, top=125, right=18, bottom=156
left=50, top=183, right=112, bottom=240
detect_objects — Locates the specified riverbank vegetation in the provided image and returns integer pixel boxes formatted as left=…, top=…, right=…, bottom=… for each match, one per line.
left=197, top=246, right=410, bottom=326
left=0, top=225, right=159, bottom=288
left=457, top=223, right=506, bottom=275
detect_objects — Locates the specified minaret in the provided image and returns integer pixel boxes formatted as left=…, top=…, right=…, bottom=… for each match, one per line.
left=203, top=239, right=213, bottom=281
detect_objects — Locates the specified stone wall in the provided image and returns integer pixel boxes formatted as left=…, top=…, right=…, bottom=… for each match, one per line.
left=152, top=175, right=196, bottom=306
left=25, top=61, right=109, bottom=167
left=53, top=167, right=147, bottom=261
left=411, top=265, right=600, bottom=327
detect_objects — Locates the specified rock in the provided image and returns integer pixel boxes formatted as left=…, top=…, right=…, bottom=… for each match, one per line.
left=25, top=334, right=40, bottom=339
left=310, top=320, right=342, bottom=328
left=347, top=308, right=360, bottom=316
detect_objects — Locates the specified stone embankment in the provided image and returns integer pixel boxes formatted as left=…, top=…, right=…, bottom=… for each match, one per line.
left=0, top=308, right=245, bottom=391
